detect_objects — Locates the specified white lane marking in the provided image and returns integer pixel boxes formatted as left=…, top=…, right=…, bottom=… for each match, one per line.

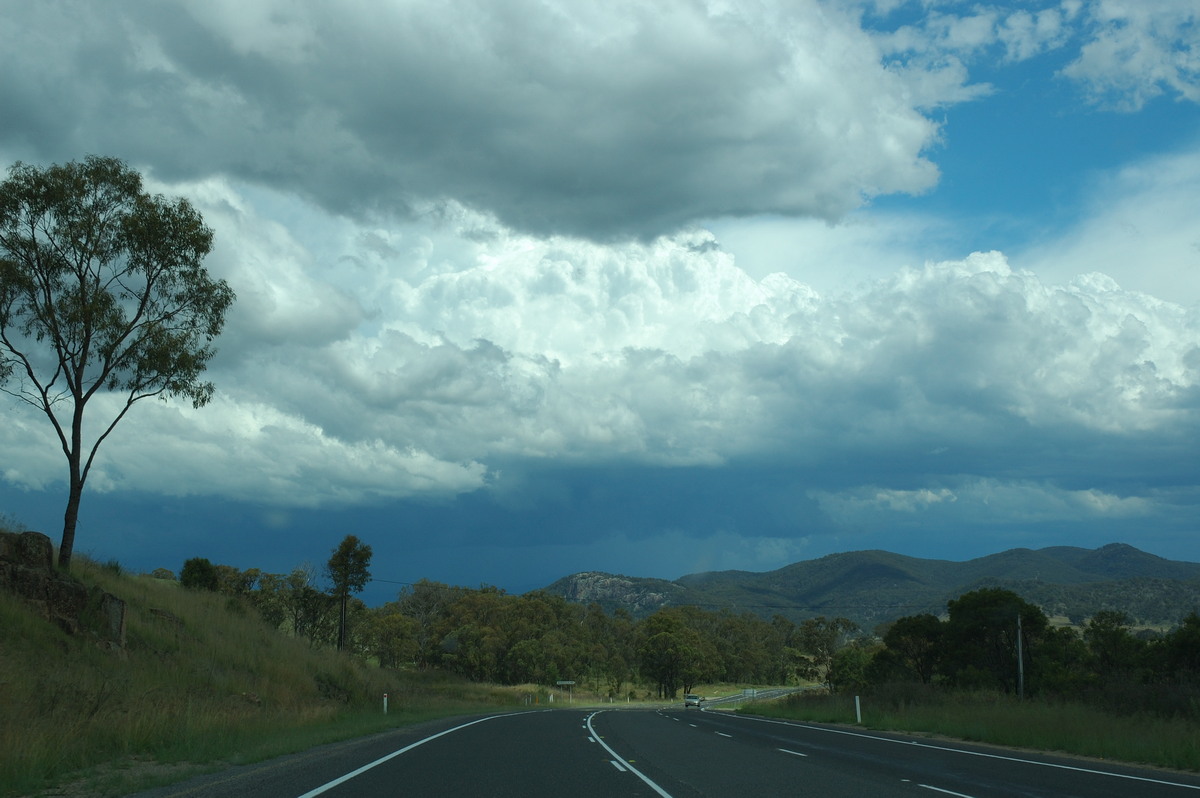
left=778, top=748, right=808, bottom=757
left=730, top=715, right=1200, bottom=791
left=296, top=712, right=527, bottom=797
left=919, top=785, right=976, bottom=798
left=586, top=712, right=675, bottom=798
left=716, top=732, right=733, bottom=738
left=610, top=760, right=627, bottom=772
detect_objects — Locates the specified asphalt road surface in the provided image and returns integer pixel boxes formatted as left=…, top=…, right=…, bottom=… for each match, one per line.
left=132, top=707, right=1200, bottom=797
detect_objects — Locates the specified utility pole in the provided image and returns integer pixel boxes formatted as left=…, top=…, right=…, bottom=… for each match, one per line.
left=1017, top=612, right=1024, bottom=700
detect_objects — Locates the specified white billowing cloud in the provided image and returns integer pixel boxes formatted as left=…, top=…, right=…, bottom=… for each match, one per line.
left=873, top=2, right=1080, bottom=65
left=850, top=253, right=1197, bottom=434
left=384, top=218, right=811, bottom=362
left=1018, top=145, right=1200, bottom=306
left=203, top=202, right=1199, bottom=484
left=156, top=177, right=366, bottom=348
left=50, top=394, right=488, bottom=505
left=704, top=210, right=958, bottom=292
left=1063, top=0, right=1200, bottom=110
left=869, top=1, right=1198, bottom=112
left=1, top=410, right=63, bottom=492
left=813, top=478, right=1154, bottom=529
left=3, top=162, right=1198, bottom=512
left=998, top=5, right=1079, bottom=62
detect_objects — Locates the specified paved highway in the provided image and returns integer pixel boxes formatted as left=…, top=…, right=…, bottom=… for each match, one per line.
left=133, top=707, right=1200, bottom=797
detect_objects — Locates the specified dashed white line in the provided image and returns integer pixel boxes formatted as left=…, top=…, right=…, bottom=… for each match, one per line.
left=778, top=748, right=808, bottom=757
left=715, top=732, right=733, bottom=738
left=729, top=714, right=1200, bottom=791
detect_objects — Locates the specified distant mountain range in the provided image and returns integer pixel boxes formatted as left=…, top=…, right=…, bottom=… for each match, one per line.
left=543, top=544, right=1200, bottom=630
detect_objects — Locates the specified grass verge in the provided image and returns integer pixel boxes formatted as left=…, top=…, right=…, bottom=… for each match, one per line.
left=0, top=559, right=522, bottom=797
left=742, top=688, right=1200, bottom=772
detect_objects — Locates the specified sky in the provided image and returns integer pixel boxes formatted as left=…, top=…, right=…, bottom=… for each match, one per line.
left=1, top=0, right=1198, bottom=605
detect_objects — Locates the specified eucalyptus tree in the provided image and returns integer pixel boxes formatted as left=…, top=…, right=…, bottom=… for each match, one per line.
left=327, top=534, right=373, bottom=651
left=0, top=156, right=235, bottom=568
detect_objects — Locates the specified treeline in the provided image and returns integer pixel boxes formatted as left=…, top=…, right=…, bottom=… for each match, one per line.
left=169, top=558, right=857, bottom=697
left=829, top=587, right=1200, bottom=719
left=170, top=555, right=1200, bottom=714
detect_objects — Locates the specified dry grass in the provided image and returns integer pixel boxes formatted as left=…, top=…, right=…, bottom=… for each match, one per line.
left=0, top=559, right=520, bottom=797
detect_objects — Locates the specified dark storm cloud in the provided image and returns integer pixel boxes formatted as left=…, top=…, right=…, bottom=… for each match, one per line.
left=0, top=0, right=941, bottom=240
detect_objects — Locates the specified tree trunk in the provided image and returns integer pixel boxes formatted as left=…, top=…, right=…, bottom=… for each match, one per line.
left=59, top=440, right=85, bottom=571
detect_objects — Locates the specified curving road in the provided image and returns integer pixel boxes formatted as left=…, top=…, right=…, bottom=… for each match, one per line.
left=134, top=707, right=1200, bottom=797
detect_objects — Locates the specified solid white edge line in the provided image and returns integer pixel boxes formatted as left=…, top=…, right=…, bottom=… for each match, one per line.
left=586, top=711, right=675, bottom=798
left=919, top=785, right=976, bottom=798
left=295, top=712, right=528, bottom=797
left=729, top=715, right=1200, bottom=791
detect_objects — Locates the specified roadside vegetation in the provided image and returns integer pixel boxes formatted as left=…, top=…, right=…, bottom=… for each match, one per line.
left=743, top=588, right=1200, bottom=772
left=0, top=556, right=520, bottom=797
left=746, top=688, right=1200, bottom=772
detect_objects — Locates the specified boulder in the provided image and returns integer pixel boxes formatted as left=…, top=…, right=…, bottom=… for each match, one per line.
left=0, top=530, right=126, bottom=647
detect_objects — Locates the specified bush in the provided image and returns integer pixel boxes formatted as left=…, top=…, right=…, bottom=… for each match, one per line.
left=180, top=558, right=219, bottom=591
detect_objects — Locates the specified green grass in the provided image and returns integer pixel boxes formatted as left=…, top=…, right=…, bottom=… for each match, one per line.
left=743, top=688, right=1200, bottom=772
left=0, top=558, right=522, bottom=797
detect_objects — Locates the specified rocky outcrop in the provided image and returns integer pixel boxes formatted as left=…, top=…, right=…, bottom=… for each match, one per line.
left=547, top=571, right=685, bottom=615
left=0, top=530, right=126, bottom=648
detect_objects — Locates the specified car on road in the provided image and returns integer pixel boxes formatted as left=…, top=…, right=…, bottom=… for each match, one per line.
left=684, top=694, right=704, bottom=708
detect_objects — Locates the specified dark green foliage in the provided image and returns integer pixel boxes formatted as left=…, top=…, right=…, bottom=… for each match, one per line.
left=827, top=641, right=877, bottom=695
left=880, top=613, right=942, bottom=683
left=350, top=585, right=850, bottom=693
left=943, top=588, right=1046, bottom=692
left=858, top=588, right=1200, bottom=721
left=180, top=557, right=219, bottom=591
left=637, top=607, right=719, bottom=697
left=1163, top=612, right=1200, bottom=680
left=327, top=536, right=373, bottom=596
left=327, top=535, right=373, bottom=650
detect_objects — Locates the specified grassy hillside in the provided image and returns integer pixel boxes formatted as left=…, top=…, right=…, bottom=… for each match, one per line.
left=0, top=557, right=521, bottom=798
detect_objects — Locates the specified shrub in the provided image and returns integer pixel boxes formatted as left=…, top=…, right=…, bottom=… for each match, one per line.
left=180, top=558, right=219, bottom=591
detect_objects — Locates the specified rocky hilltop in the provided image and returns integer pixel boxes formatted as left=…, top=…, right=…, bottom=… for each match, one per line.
left=545, top=571, right=693, bottom=616
left=543, top=543, right=1200, bottom=629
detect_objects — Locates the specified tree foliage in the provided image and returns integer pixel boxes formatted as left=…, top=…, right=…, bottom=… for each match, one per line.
left=179, top=557, right=219, bottom=591
left=327, top=535, right=373, bottom=597
left=857, top=589, right=1200, bottom=720
left=148, top=553, right=1200, bottom=719
left=327, top=535, right=373, bottom=651
left=0, top=156, right=235, bottom=568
